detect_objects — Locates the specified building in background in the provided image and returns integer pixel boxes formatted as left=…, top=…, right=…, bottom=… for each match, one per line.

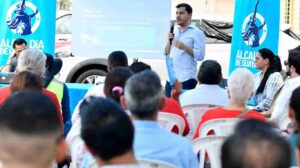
left=281, top=0, right=300, bottom=35
left=57, top=0, right=72, bottom=11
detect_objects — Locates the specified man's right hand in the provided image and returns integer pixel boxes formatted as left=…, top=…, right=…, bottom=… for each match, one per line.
left=168, top=32, right=174, bottom=41
left=9, top=51, right=17, bottom=59
left=165, top=33, right=174, bottom=55
left=1, top=52, right=16, bottom=72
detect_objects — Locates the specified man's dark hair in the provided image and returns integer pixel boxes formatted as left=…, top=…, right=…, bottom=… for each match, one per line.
left=290, top=86, right=300, bottom=125
left=0, top=90, right=62, bottom=165
left=222, top=119, right=290, bottom=168
left=0, top=90, right=61, bottom=135
left=80, top=97, right=134, bottom=161
left=13, top=38, right=27, bottom=49
left=197, top=60, right=222, bottom=84
left=288, top=45, right=300, bottom=75
left=108, top=51, right=128, bottom=68
left=176, top=3, right=193, bottom=14
left=129, top=61, right=151, bottom=74
left=124, top=70, right=163, bottom=119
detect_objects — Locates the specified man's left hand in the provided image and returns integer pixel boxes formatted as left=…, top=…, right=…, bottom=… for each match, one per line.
left=173, top=40, right=186, bottom=50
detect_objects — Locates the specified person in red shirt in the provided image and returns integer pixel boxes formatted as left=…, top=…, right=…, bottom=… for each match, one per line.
left=194, top=68, right=266, bottom=139
left=162, top=97, right=190, bottom=136
left=0, top=71, right=63, bottom=124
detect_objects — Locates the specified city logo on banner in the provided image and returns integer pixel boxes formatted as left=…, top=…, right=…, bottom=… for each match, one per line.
left=6, top=0, right=41, bottom=36
left=241, top=0, right=267, bottom=48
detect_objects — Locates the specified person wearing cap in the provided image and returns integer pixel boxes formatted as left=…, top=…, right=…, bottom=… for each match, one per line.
left=44, top=53, right=71, bottom=136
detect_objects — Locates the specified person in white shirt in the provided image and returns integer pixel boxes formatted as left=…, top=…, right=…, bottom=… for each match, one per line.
left=253, top=48, right=283, bottom=112
left=180, top=60, right=229, bottom=107
left=270, top=46, right=300, bottom=128
left=164, top=3, right=205, bottom=97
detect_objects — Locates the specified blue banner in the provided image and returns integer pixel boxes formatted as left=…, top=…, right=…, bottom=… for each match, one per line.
left=0, top=0, right=56, bottom=66
left=229, top=0, right=280, bottom=74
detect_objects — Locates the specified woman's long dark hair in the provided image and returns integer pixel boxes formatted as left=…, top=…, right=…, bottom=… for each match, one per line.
left=256, top=48, right=282, bottom=95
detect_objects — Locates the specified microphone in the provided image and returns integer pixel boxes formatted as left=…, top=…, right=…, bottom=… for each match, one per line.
left=169, top=25, right=174, bottom=45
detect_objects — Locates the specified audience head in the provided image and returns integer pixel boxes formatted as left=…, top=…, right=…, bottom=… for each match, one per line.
left=12, top=38, right=28, bottom=56
left=16, top=48, right=46, bottom=76
left=80, top=97, right=134, bottom=165
left=255, top=48, right=282, bottom=94
left=45, top=53, right=62, bottom=77
left=228, top=68, right=254, bottom=104
left=287, top=45, right=300, bottom=77
left=107, top=51, right=128, bottom=72
left=10, top=71, right=43, bottom=93
left=129, top=61, right=151, bottom=74
left=104, top=67, right=133, bottom=103
left=124, top=70, right=164, bottom=119
left=289, top=86, right=300, bottom=129
left=222, top=119, right=290, bottom=168
left=0, top=90, right=65, bottom=168
left=197, top=60, right=222, bottom=85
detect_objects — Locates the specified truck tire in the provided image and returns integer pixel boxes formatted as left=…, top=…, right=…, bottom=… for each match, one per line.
left=75, top=69, right=107, bottom=84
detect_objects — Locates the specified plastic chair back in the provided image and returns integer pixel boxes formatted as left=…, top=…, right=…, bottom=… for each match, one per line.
left=279, top=114, right=291, bottom=130
left=182, top=104, right=219, bottom=138
left=192, top=136, right=226, bottom=168
left=158, top=112, right=185, bottom=135
left=199, top=118, right=241, bottom=137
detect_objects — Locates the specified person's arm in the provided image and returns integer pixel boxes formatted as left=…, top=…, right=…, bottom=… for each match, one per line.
left=29, top=8, right=39, bottom=18
left=62, top=84, right=72, bottom=136
left=173, top=30, right=206, bottom=61
left=21, top=0, right=26, bottom=8
left=171, top=79, right=182, bottom=105
left=173, top=40, right=194, bottom=57
left=2, top=53, right=16, bottom=72
left=164, top=32, right=174, bottom=55
left=62, top=84, right=71, bottom=123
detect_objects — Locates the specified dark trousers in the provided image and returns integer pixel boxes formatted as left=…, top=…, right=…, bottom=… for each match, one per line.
left=165, top=78, right=197, bottom=97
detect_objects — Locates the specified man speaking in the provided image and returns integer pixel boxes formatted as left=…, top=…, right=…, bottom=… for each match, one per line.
left=165, top=3, right=205, bottom=97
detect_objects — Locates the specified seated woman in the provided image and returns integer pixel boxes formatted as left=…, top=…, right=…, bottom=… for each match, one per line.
left=253, top=48, right=283, bottom=112
left=194, top=68, right=266, bottom=139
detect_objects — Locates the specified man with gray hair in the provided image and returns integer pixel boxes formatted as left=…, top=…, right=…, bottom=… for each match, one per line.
left=194, top=68, right=266, bottom=139
left=121, top=70, right=198, bottom=168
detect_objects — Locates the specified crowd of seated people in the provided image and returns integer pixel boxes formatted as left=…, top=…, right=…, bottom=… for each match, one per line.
left=1, top=36, right=300, bottom=168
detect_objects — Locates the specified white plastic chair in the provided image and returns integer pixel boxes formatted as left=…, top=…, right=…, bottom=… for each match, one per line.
left=182, top=104, right=219, bottom=139
left=278, top=114, right=291, bottom=130
left=138, top=158, right=177, bottom=168
left=192, top=136, right=226, bottom=168
left=158, top=112, right=185, bottom=135
left=199, top=118, right=241, bottom=138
